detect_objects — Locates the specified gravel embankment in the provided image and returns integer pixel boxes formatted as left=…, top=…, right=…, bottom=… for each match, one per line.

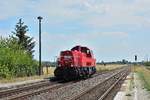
left=30, top=68, right=126, bottom=100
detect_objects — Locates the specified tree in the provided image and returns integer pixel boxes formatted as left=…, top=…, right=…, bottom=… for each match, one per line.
left=12, top=19, right=35, bottom=57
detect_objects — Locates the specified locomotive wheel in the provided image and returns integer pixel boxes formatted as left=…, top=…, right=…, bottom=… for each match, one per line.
left=74, top=68, right=81, bottom=79
left=54, top=67, right=96, bottom=81
left=62, top=68, right=73, bottom=81
left=62, top=67, right=79, bottom=81
left=74, top=68, right=80, bottom=79
left=62, top=70, right=69, bottom=81
left=54, top=67, right=63, bottom=79
left=80, top=68, right=86, bottom=79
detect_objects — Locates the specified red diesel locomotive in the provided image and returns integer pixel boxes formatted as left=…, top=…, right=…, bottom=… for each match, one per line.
left=54, top=45, right=96, bottom=80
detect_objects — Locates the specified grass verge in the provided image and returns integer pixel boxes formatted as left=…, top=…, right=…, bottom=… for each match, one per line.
left=96, top=64, right=126, bottom=72
left=0, top=74, right=51, bottom=84
left=134, top=65, right=150, bottom=91
left=0, top=67, right=55, bottom=84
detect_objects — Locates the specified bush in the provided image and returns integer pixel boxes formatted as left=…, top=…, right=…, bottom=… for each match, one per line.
left=144, top=62, right=150, bottom=66
left=0, top=64, right=11, bottom=78
left=0, top=37, right=38, bottom=78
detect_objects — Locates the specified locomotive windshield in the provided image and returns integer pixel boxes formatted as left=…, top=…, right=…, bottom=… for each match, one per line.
left=71, top=46, right=80, bottom=51
left=71, top=46, right=93, bottom=57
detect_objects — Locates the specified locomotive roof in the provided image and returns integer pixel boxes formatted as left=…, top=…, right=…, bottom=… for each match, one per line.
left=71, top=45, right=90, bottom=51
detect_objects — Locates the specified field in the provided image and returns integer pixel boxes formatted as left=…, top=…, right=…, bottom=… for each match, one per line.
left=42, top=64, right=126, bottom=75
left=42, top=67, right=55, bottom=75
left=96, top=64, right=127, bottom=72
left=134, top=65, right=150, bottom=91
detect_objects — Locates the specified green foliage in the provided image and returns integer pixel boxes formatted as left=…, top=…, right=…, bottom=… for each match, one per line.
left=144, top=62, right=150, bottom=66
left=0, top=37, right=38, bottom=79
left=12, top=19, right=35, bottom=57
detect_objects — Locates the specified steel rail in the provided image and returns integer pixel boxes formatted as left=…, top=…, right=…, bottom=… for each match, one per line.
left=6, top=84, right=63, bottom=100
left=98, top=71, right=127, bottom=100
left=5, top=80, right=78, bottom=100
left=69, top=68, right=129, bottom=100
left=0, top=80, right=51, bottom=98
left=0, top=67, right=129, bottom=100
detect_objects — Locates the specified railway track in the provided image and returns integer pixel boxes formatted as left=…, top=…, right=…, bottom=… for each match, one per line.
left=69, top=67, right=130, bottom=100
left=0, top=78, right=80, bottom=100
left=0, top=80, right=53, bottom=98
left=0, top=66, right=130, bottom=100
left=4, top=83, right=66, bottom=100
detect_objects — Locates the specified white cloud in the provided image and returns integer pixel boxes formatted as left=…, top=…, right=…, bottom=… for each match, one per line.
left=82, top=0, right=150, bottom=28
left=24, top=0, right=150, bottom=30
left=0, top=0, right=29, bottom=20
left=1, top=0, right=150, bottom=28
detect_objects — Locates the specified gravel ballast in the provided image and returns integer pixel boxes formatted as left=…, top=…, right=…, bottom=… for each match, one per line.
left=30, top=68, right=127, bottom=100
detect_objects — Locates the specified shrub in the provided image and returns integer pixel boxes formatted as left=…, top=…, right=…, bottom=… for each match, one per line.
left=0, top=37, right=38, bottom=78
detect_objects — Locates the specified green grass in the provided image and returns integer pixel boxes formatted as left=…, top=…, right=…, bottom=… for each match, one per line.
left=96, top=64, right=126, bottom=72
left=138, top=72, right=150, bottom=91
left=0, top=74, right=51, bottom=83
left=134, top=66, right=150, bottom=91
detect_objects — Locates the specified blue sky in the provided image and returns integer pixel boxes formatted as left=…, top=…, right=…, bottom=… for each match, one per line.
left=0, top=0, right=150, bottom=62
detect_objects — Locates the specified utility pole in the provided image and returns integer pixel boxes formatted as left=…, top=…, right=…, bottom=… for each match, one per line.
left=37, top=16, right=43, bottom=75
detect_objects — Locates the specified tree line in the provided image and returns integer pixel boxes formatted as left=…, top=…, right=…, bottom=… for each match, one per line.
left=0, top=19, right=38, bottom=79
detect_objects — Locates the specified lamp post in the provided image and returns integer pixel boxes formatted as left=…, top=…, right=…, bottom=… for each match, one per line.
left=37, top=16, right=43, bottom=75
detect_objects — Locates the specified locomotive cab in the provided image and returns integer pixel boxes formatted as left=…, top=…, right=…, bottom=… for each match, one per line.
left=72, top=46, right=93, bottom=58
